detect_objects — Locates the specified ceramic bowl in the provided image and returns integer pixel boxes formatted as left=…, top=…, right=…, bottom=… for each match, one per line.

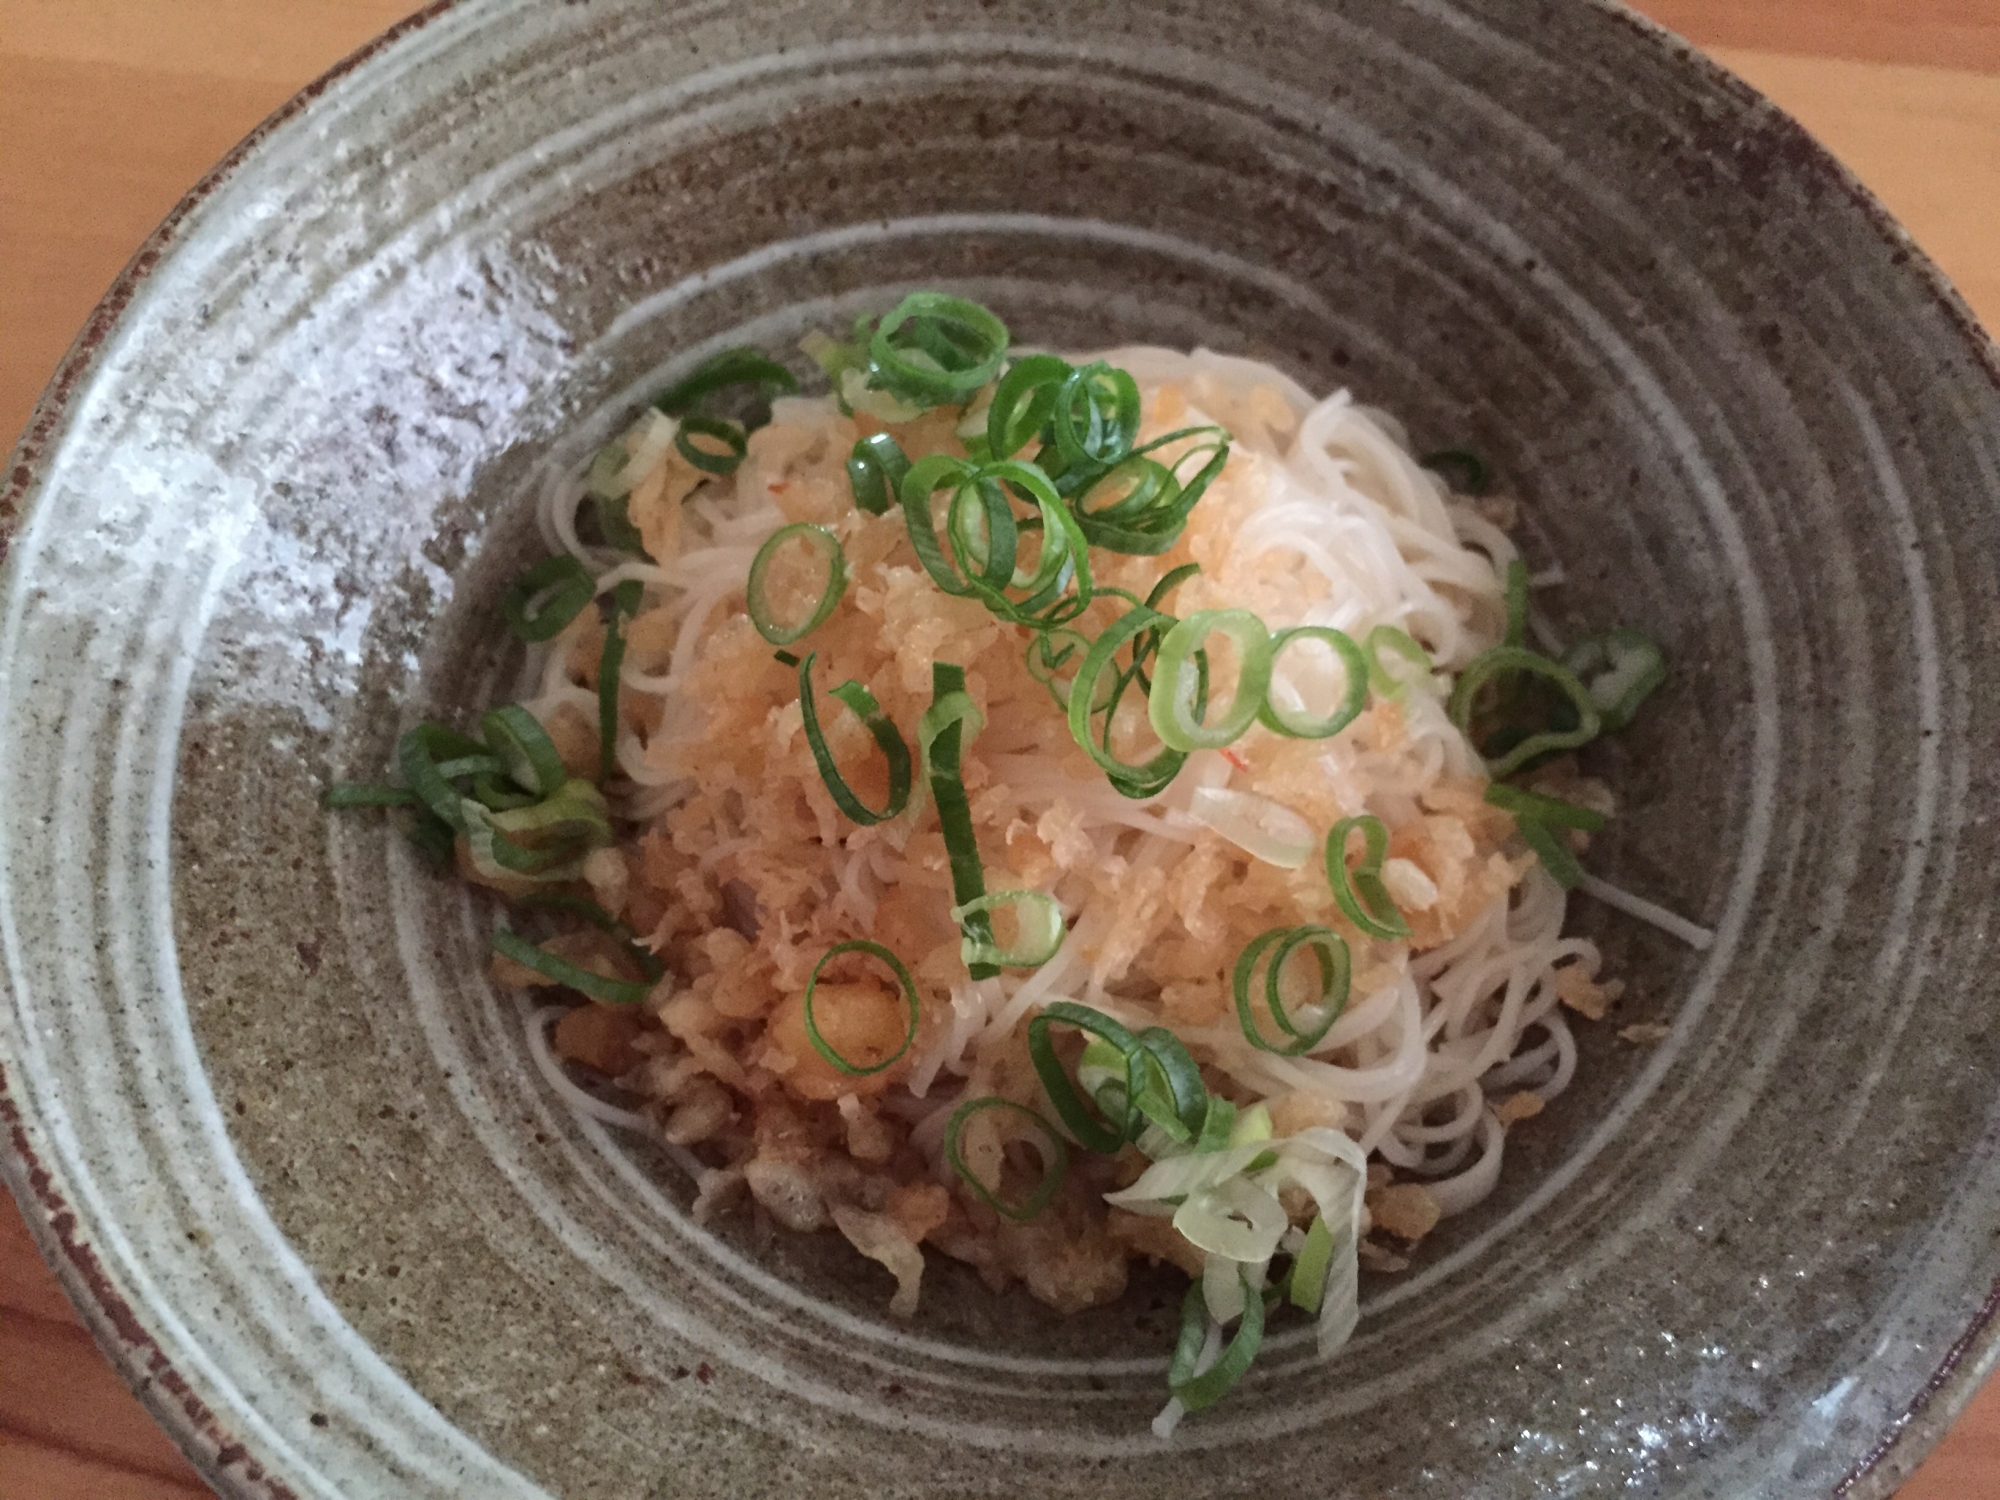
left=6, top=1, right=2000, bottom=1496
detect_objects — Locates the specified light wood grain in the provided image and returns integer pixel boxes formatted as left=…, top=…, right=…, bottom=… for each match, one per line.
left=1, top=3, right=1997, bottom=1498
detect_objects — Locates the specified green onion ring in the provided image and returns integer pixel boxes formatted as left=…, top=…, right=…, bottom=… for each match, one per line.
left=480, top=704, right=567, bottom=798
left=1050, top=361, right=1141, bottom=469
left=652, top=347, right=798, bottom=418
left=492, top=928, right=655, bottom=1007
left=1503, top=558, right=1529, bottom=648
left=1364, top=625, right=1432, bottom=699
left=1170, top=1270, right=1266, bottom=1412
left=1287, top=1215, right=1335, bottom=1314
left=1420, top=447, right=1491, bottom=496
left=1325, top=815, right=1412, bottom=941
left=517, top=892, right=667, bottom=982
left=1130, top=1025, right=1210, bottom=1142
left=1065, top=605, right=1187, bottom=798
left=1257, top=626, right=1368, bottom=740
left=674, top=414, right=749, bottom=476
left=1562, top=628, right=1666, bottom=733
left=803, top=939, right=920, bottom=1076
left=1026, top=1001, right=1145, bottom=1152
left=1448, top=645, right=1602, bottom=777
left=747, top=523, right=848, bottom=645
left=597, top=579, right=642, bottom=782
left=796, top=652, right=913, bottom=826
left=1148, top=609, right=1274, bottom=752
left=1516, top=817, right=1584, bottom=888
left=949, top=890, right=1065, bottom=970
left=503, top=555, right=595, bottom=643
left=846, top=432, right=910, bottom=516
left=867, top=292, right=1009, bottom=407
left=397, top=722, right=492, bottom=832
left=1194, top=1095, right=1238, bottom=1154
left=1483, top=782, right=1607, bottom=831
left=1232, top=925, right=1350, bottom=1055
left=405, top=813, right=457, bottom=867
left=944, top=1097, right=1070, bottom=1221
left=922, top=662, right=998, bottom=979
left=985, top=353, right=1071, bottom=459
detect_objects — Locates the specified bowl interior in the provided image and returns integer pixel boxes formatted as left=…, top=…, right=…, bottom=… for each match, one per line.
left=6, top=2, right=2000, bottom=1497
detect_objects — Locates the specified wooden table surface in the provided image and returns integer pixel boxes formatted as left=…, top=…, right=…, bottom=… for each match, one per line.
left=3, top=1, right=2000, bottom=1495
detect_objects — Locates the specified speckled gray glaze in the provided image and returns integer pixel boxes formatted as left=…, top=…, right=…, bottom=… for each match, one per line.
left=4, top=1, right=1999, bottom=1496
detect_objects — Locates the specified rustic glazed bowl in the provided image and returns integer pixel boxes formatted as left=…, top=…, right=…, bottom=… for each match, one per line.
left=5, top=1, right=1999, bottom=1496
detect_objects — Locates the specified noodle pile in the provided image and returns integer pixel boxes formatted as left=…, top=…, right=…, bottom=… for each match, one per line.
left=490, top=346, right=1633, bottom=1353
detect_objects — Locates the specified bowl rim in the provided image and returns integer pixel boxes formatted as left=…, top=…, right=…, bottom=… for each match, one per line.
left=2, top=3, right=1996, bottom=1497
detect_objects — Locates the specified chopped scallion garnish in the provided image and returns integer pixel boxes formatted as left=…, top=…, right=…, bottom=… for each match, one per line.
left=1257, top=626, right=1368, bottom=740
left=747, top=522, right=847, bottom=645
left=1483, top=782, right=1606, bottom=831
left=1324, top=815, right=1412, bottom=941
left=949, top=890, right=1065, bottom=970
left=1232, top=925, right=1350, bottom=1055
left=1148, top=609, right=1274, bottom=752
left=503, top=554, right=595, bottom=643
left=922, top=662, right=997, bottom=980
left=944, top=1097, right=1070, bottom=1221
left=674, top=414, right=749, bottom=476
left=803, top=939, right=920, bottom=1075
left=1448, top=645, right=1602, bottom=777
left=796, top=652, right=912, bottom=826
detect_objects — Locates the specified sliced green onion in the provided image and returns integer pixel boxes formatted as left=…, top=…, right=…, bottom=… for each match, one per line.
left=1562, top=628, right=1666, bottom=733
left=492, top=928, right=655, bottom=1006
left=597, top=580, right=642, bottom=782
left=1027, top=1001, right=1145, bottom=1152
left=321, top=783, right=419, bottom=809
left=1257, top=626, right=1368, bottom=739
left=590, top=492, right=649, bottom=557
left=866, top=292, right=1009, bottom=408
left=517, top=892, right=667, bottom=982
left=652, top=347, right=798, bottom=418
left=463, top=778, right=613, bottom=878
left=796, top=652, right=912, bottom=826
left=1069, top=428, right=1230, bottom=556
left=773, top=649, right=801, bottom=668
left=587, top=410, right=677, bottom=500
left=1483, top=782, right=1607, bottom=831
left=1448, top=645, right=1602, bottom=777
left=503, top=555, right=595, bottom=643
left=1023, top=627, right=1090, bottom=709
left=923, top=661, right=997, bottom=979
left=397, top=722, right=492, bottom=831
left=899, top=456, right=1091, bottom=625
left=846, top=432, right=910, bottom=516
left=1420, top=448, right=1490, bottom=496
left=1049, top=361, right=1141, bottom=470
left=1170, top=1271, right=1266, bottom=1412
left=1325, top=815, right=1412, bottom=941
left=803, top=939, right=920, bottom=1076
left=1503, top=558, right=1528, bottom=649
left=1232, top=925, right=1350, bottom=1055
left=1065, top=605, right=1187, bottom=798
left=1364, top=625, right=1433, bottom=699
left=1288, top=1215, right=1335, bottom=1314
left=944, top=1097, right=1070, bottom=1221
left=480, top=704, right=567, bottom=798
left=1517, top=817, right=1584, bottom=888
left=747, top=523, right=847, bottom=645
left=1130, top=1026, right=1210, bottom=1143
left=985, top=353, right=1071, bottom=459
left=949, top=890, right=1064, bottom=969
left=1148, top=609, right=1274, bottom=752
left=674, top=414, right=749, bottom=476
left=1194, top=1096, right=1238, bottom=1154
